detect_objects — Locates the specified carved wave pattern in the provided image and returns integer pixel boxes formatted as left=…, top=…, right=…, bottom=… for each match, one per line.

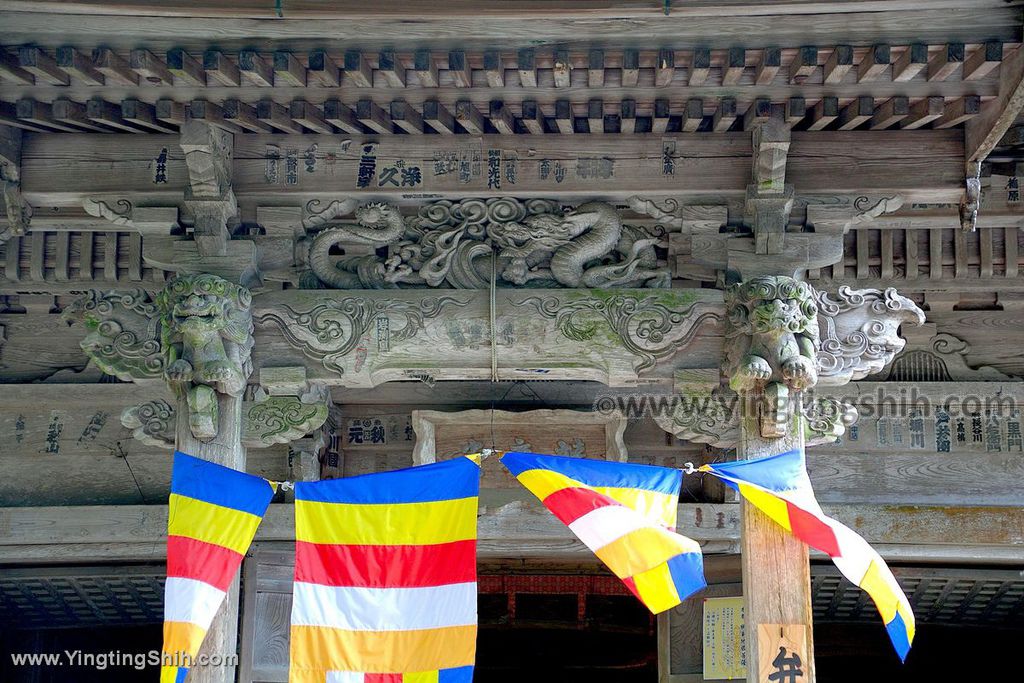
left=247, top=397, right=327, bottom=444
left=516, top=294, right=722, bottom=371
left=255, top=296, right=471, bottom=373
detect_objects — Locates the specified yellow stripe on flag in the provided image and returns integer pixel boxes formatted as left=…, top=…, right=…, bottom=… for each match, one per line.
left=404, top=672, right=441, bottom=683
left=860, top=560, right=900, bottom=623
left=631, top=561, right=681, bottom=613
left=736, top=483, right=793, bottom=532
left=162, top=620, right=207, bottom=659
left=167, top=494, right=263, bottom=554
left=594, top=526, right=698, bottom=578
left=515, top=468, right=583, bottom=501
left=593, top=487, right=679, bottom=528
left=295, top=497, right=478, bottom=546
left=290, top=624, right=477, bottom=673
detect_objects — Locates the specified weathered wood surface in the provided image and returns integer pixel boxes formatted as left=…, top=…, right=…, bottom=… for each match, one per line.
left=19, top=131, right=968, bottom=205
left=0, top=6, right=1018, bottom=50
left=2, top=501, right=1020, bottom=561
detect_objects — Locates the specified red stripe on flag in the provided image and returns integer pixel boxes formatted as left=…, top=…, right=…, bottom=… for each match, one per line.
left=166, top=535, right=243, bottom=592
left=785, top=502, right=842, bottom=557
left=294, top=540, right=477, bottom=588
left=620, top=576, right=641, bottom=601
left=542, top=486, right=618, bottom=525
left=365, top=674, right=402, bottom=683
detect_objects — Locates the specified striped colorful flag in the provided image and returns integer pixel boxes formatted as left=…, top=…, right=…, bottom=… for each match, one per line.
left=162, top=451, right=277, bottom=683
left=700, top=448, right=915, bottom=661
left=289, top=455, right=480, bottom=683
left=501, top=451, right=705, bottom=613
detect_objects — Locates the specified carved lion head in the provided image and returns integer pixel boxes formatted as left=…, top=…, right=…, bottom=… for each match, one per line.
left=156, top=274, right=252, bottom=345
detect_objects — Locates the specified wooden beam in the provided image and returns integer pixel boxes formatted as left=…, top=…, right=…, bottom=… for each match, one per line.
left=521, top=100, right=545, bottom=134
left=722, top=47, right=746, bottom=85
left=344, top=49, right=373, bottom=88
left=201, top=49, right=240, bottom=87
left=789, top=45, right=817, bottom=84
left=55, top=46, right=104, bottom=85
left=308, top=49, right=341, bottom=87
left=155, top=99, right=187, bottom=126
left=129, top=48, right=173, bottom=85
left=587, top=48, right=604, bottom=88
left=619, top=99, right=636, bottom=134
left=966, top=44, right=1024, bottom=164
left=489, top=100, right=516, bottom=135
left=837, top=95, right=874, bottom=130
left=933, top=95, right=980, bottom=129
left=620, top=49, right=639, bottom=87
left=689, top=47, right=710, bottom=86
left=807, top=96, right=839, bottom=130
left=290, top=100, right=332, bottom=134
left=86, top=98, right=144, bottom=132
left=964, top=40, right=1003, bottom=81
left=652, top=98, right=670, bottom=134
left=121, top=98, right=177, bottom=133
left=16, top=98, right=80, bottom=132
left=713, top=97, right=737, bottom=132
left=655, top=48, right=675, bottom=87
left=755, top=47, right=781, bottom=85
left=415, top=49, right=440, bottom=88
left=892, top=42, right=928, bottom=82
left=454, top=99, right=484, bottom=134
left=166, top=48, right=205, bottom=86
left=903, top=95, right=945, bottom=129
left=784, top=96, right=806, bottom=128
left=869, top=95, right=909, bottom=130
left=517, top=48, right=536, bottom=87
left=51, top=98, right=110, bottom=132
left=92, top=47, right=138, bottom=85
left=273, top=51, right=307, bottom=87
left=683, top=98, right=703, bottom=133
left=743, top=97, right=772, bottom=130
left=857, top=43, right=890, bottom=82
left=18, top=46, right=68, bottom=85
left=239, top=49, right=273, bottom=86
left=0, top=49, right=34, bottom=84
left=928, top=42, right=965, bottom=81
left=822, top=44, right=852, bottom=84
left=391, top=100, right=425, bottom=134
left=422, top=99, right=456, bottom=134
left=377, top=49, right=405, bottom=88
left=188, top=99, right=241, bottom=133
left=323, top=99, right=361, bottom=134
left=554, top=99, right=574, bottom=134
left=553, top=48, right=572, bottom=88
left=254, top=100, right=298, bottom=133
left=447, top=50, right=472, bottom=88
left=222, top=99, right=270, bottom=132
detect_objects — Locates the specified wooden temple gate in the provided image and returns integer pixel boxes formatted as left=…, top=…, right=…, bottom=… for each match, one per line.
left=1, top=2, right=1023, bottom=682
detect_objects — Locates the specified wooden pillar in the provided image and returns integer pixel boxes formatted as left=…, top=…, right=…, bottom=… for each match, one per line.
left=738, top=399, right=815, bottom=683
left=175, top=390, right=246, bottom=682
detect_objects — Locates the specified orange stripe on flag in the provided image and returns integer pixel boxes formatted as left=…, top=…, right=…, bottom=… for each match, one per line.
left=289, top=624, right=477, bottom=674
left=162, top=620, right=207, bottom=659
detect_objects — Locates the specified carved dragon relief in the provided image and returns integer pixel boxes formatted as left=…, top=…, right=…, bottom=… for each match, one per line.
left=301, top=197, right=670, bottom=289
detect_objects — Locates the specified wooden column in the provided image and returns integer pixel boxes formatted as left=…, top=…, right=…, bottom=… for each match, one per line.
left=738, top=401, right=815, bottom=683
left=175, top=392, right=246, bottom=683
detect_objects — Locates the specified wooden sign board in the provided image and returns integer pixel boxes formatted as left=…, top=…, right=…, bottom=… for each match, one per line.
left=703, top=596, right=747, bottom=680
left=756, top=624, right=809, bottom=683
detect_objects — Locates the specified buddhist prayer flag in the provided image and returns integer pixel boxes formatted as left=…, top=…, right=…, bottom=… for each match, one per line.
left=501, top=451, right=705, bottom=613
left=289, top=456, right=480, bottom=683
left=162, top=451, right=276, bottom=683
left=700, top=448, right=916, bottom=661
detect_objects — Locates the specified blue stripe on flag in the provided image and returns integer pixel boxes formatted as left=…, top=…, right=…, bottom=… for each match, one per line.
left=501, top=452, right=682, bottom=495
left=666, top=552, right=707, bottom=602
left=294, top=457, right=480, bottom=504
left=175, top=667, right=189, bottom=683
left=704, top=448, right=809, bottom=494
left=170, top=452, right=275, bottom=516
left=886, top=611, right=911, bottom=663
left=439, top=665, right=475, bottom=683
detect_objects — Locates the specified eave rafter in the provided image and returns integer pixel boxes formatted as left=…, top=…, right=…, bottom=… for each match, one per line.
left=0, top=42, right=1015, bottom=137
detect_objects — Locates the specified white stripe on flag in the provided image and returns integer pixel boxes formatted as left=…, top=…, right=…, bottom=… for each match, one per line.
left=326, top=672, right=363, bottom=683
left=291, top=581, right=478, bottom=631
left=163, top=576, right=227, bottom=628
left=567, top=504, right=649, bottom=552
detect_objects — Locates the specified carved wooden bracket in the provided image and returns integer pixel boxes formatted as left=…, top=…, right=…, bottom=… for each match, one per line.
left=0, top=126, right=30, bottom=242
left=658, top=282, right=924, bottom=443
left=121, top=372, right=330, bottom=449
left=64, top=273, right=254, bottom=440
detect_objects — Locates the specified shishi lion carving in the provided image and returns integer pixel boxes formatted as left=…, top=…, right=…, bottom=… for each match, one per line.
left=724, top=276, right=820, bottom=436
left=156, top=274, right=254, bottom=438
